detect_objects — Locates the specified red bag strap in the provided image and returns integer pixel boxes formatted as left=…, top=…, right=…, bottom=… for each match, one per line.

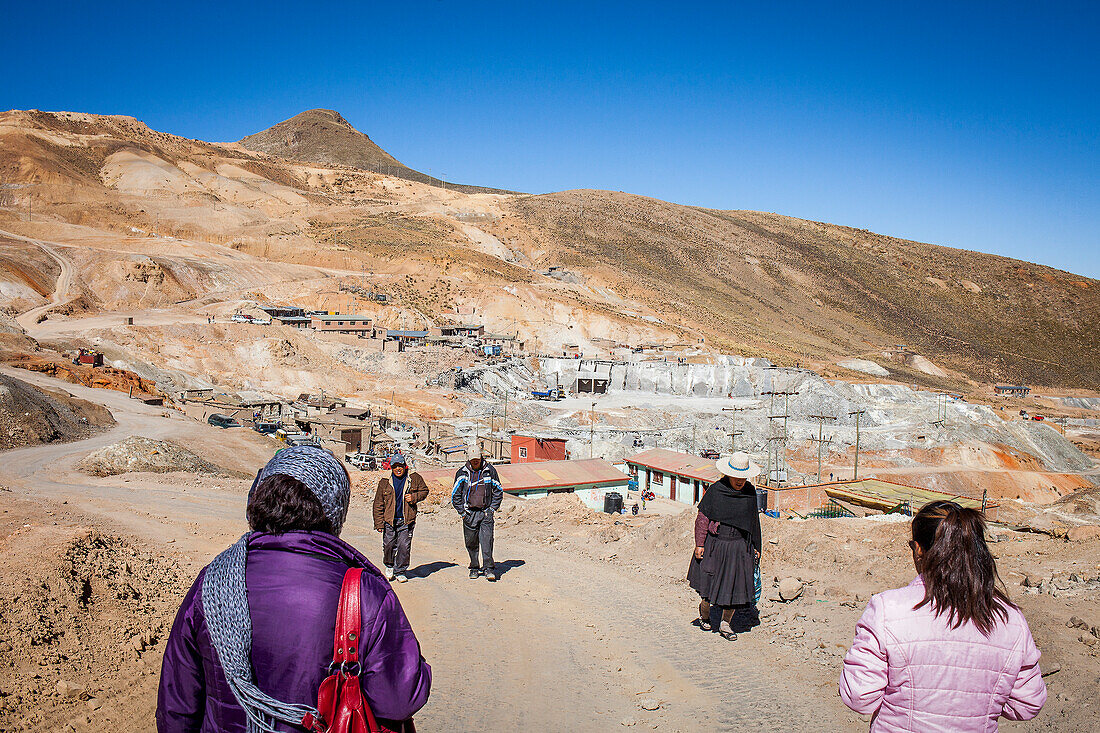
left=333, top=568, right=363, bottom=667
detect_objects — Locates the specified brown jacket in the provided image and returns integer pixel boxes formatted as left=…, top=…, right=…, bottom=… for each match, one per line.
left=373, top=472, right=430, bottom=529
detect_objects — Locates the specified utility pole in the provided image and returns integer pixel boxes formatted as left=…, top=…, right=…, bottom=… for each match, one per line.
left=809, top=413, right=836, bottom=483
left=727, top=430, right=744, bottom=451
left=931, top=392, right=949, bottom=426
left=722, top=405, right=747, bottom=452
left=691, top=423, right=697, bottom=454
left=589, top=402, right=597, bottom=458
left=502, top=392, right=509, bottom=434
left=848, top=409, right=867, bottom=480
left=763, top=388, right=798, bottom=485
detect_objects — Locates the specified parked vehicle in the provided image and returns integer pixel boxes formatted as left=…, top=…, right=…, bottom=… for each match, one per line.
left=1031, top=414, right=1045, bottom=421
left=532, top=389, right=563, bottom=401
left=345, top=452, right=377, bottom=471
left=208, top=413, right=240, bottom=429
left=699, top=449, right=720, bottom=459
left=252, top=421, right=279, bottom=434
left=274, top=428, right=316, bottom=445
left=230, top=314, right=253, bottom=324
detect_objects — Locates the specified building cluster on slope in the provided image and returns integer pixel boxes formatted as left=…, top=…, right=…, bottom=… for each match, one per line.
left=248, top=304, right=523, bottom=356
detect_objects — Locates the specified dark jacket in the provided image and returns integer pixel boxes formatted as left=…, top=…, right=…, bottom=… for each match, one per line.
left=451, top=461, right=503, bottom=514
left=156, top=531, right=431, bottom=732
left=373, top=471, right=430, bottom=530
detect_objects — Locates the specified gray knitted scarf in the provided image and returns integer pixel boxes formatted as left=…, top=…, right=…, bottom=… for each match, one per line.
left=202, top=446, right=351, bottom=732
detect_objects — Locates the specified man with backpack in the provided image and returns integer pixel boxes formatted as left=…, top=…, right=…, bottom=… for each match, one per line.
left=451, top=445, right=503, bottom=581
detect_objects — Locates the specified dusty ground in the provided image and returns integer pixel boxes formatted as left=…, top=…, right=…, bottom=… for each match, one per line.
left=1, top=367, right=1097, bottom=731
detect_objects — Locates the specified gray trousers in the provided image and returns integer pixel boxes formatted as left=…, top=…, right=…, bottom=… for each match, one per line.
left=462, top=510, right=494, bottom=570
left=382, top=518, right=414, bottom=574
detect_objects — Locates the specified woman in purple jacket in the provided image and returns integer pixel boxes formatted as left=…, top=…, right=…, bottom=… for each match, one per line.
left=157, top=446, right=431, bottom=732
left=840, top=501, right=1045, bottom=731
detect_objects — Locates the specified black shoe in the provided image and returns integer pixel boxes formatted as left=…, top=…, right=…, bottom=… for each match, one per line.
left=485, top=568, right=497, bottom=582
left=469, top=568, right=480, bottom=579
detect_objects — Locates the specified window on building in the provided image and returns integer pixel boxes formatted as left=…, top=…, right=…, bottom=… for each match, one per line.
left=652, top=471, right=663, bottom=483
left=519, top=446, right=528, bottom=458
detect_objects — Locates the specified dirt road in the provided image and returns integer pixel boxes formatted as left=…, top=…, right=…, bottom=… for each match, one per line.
left=0, top=366, right=868, bottom=731
left=1, top=228, right=76, bottom=333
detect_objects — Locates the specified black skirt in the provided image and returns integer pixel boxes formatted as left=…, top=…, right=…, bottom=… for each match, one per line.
left=687, top=524, right=755, bottom=607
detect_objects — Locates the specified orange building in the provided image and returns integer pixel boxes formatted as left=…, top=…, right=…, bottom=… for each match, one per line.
left=511, top=434, right=569, bottom=463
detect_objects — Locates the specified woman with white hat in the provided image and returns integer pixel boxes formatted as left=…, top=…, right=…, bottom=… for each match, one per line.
left=687, top=452, right=763, bottom=640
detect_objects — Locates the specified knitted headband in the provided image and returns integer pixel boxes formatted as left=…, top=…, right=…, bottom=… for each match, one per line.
left=255, top=446, right=350, bottom=534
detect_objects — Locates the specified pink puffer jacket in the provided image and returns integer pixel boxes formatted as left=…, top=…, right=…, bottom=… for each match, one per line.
left=840, top=577, right=1046, bottom=732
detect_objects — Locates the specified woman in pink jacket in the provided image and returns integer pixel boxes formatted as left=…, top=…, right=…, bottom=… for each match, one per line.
left=840, top=500, right=1046, bottom=731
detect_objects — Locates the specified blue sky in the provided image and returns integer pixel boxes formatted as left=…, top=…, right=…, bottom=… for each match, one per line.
left=3, top=1, right=1097, bottom=276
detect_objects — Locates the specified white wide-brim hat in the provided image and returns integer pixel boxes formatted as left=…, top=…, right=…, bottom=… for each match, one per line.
left=715, top=452, right=761, bottom=479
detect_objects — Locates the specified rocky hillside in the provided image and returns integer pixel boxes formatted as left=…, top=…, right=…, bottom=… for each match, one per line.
left=238, top=108, right=511, bottom=194
left=502, top=192, right=1100, bottom=386
left=0, top=108, right=1096, bottom=388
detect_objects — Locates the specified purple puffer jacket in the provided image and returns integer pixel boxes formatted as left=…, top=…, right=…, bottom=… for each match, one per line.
left=157, top=531, right=431, bottom=732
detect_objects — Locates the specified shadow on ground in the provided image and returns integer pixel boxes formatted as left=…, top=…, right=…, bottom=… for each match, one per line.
left=412, top=561, right=457, bottom=578
left=494, top=559, right=526, bottom=578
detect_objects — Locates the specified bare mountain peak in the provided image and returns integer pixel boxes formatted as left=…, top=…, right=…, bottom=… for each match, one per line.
left=283, top=108, right=356, bottom=131
left=238, top=109, right=511, bottom=194
left=239, top=109, right=401, bottom=169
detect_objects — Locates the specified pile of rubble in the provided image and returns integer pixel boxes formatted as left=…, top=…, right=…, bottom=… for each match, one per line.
left=0, top=374, right=114, bottom=450
left=76, top=436, right=224, bottom=477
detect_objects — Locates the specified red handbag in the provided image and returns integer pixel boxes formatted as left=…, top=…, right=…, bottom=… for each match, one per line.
left=302, top=568, right=415, bottom=733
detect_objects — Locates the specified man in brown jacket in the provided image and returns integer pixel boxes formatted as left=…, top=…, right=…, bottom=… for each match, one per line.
left=372, top=454, right=429, bottom=582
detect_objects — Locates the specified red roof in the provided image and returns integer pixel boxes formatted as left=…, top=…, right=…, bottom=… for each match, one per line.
left=419, top=458, right=628, bottom=494
left=625, top=448, right=722, bottom=483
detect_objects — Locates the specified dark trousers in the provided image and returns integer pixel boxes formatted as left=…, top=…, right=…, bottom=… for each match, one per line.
left=462, top=510, right=494, bottom=570
left=382, top=518, right=414, bottom=574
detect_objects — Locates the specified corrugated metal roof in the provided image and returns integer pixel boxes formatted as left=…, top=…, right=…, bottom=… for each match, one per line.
left=625, top=448, right=722, bottom=483
left=811, top=478, right=994, bottom=511
left=419, top=458, right=628, bottom=494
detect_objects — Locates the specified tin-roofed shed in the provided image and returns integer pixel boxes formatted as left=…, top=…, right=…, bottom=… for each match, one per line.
left=625, top=448, right=723, bottom=505
left=419, top=458, right=629, bottom=502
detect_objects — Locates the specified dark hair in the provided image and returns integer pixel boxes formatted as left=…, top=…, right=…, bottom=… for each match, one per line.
left=911, top=500, right=1014, bottom=636
left=246, top=473, right=336, bottom=535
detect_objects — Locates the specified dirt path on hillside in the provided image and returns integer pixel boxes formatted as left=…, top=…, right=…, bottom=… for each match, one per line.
left=0, top=367, right=866, bottom=731
left=2, top=228, right=76, bottom=332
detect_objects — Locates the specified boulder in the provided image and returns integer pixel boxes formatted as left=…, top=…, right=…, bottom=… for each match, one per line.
left=1067, top=525, right=1100, bottom=542
left=778, top=577, right=804, bottom=601
left=56, top=680, right=84, bottom=699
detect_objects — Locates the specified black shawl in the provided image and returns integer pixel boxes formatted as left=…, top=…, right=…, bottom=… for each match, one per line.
left=698, top=478, right=762, bottom=553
